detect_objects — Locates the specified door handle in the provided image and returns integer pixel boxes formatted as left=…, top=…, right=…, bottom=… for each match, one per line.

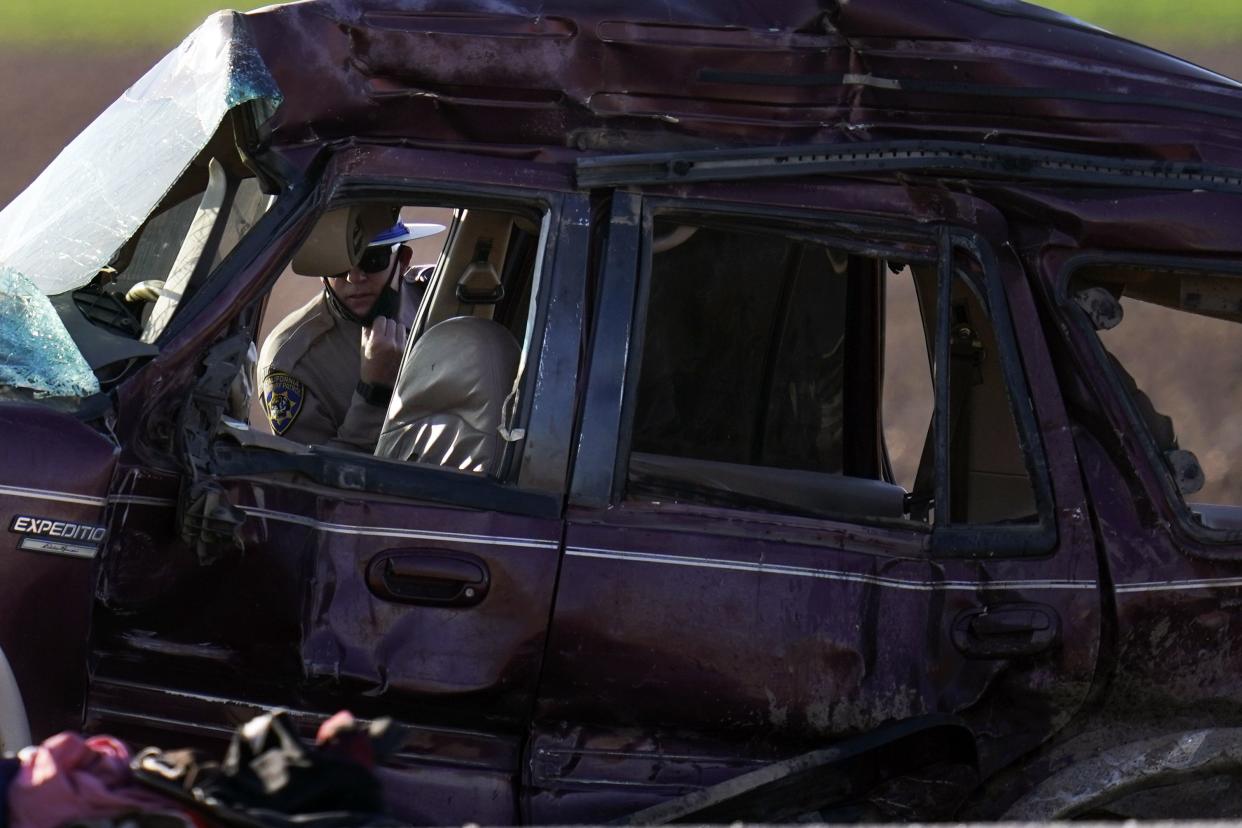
left=366, top=550, right=490, bottom=607
left=952, top=603, right=1059, bottom=659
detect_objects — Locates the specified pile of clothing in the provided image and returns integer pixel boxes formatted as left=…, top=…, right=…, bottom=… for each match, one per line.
left=0, top=711, right=409, bottom=828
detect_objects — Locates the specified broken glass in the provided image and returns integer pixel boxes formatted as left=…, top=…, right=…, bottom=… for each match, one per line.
left=0, top=10, right=282, bottom=397
left=0, top=269, right=98, bottom=398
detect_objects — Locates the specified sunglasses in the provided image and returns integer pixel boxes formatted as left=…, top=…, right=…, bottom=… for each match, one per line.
left=358, top=245, right=396, bottom=274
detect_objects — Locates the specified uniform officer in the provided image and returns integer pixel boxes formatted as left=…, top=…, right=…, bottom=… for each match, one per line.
left=257, top=221, right=444, bottom=451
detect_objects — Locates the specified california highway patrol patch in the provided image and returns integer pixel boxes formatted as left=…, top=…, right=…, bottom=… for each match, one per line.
left=262, top=371, right=305, bottom=436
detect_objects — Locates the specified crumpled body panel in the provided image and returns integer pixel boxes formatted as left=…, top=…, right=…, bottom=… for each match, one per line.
left=243, top=0, right=1242, bottom=165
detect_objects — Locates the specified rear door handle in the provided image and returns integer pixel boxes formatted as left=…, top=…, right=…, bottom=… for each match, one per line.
left=952, top=603, right=1059, bottom=659
left=366, top=549, right=490, bottom=607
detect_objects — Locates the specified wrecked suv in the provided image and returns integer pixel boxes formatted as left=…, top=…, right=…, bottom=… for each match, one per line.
left=2, top=0, right=1242, bottom=822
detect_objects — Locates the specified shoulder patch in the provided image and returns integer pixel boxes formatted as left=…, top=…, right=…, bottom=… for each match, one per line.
left=262, top=371, right=306, bottom=436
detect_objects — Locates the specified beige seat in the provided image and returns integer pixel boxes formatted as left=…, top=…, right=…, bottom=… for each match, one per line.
left=375, top=316, right=519, bottom=475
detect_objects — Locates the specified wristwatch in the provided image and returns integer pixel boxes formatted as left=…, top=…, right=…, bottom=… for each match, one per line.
left=356, top=380, right=394, bottom=407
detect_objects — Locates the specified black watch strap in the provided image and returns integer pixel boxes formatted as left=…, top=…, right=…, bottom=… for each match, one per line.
left=356, top=380, right=394, bottom=407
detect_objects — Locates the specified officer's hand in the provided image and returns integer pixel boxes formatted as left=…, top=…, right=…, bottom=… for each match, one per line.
left=360, top=316, right=407, bottom=386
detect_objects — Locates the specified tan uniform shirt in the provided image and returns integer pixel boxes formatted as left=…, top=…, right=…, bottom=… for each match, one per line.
left=256, top=292, right=386, bottom=452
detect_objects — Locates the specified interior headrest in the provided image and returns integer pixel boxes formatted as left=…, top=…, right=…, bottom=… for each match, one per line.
left=456, top=261, right=504, bottom=304
left=291, top=205, right=394, bottom=276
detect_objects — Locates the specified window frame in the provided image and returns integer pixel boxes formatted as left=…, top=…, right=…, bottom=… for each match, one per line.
left=157, top=170, right=312, bottom=346
left=627, top=213, right=868, bottom=478
left=930, top=231, right=1056, bottom=556
left=1057, top=250, right=1242, bottom=550
left=618, top=199, right=935, bottom=519
left=44, top=168, right=290, bottom=404
left=186, top=174, right=584, bottom=519
left=573, top=194, right=1057, bottom=557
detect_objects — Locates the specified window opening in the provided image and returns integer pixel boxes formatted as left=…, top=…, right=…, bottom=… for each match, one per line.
left=494, top=221, right=539, bottom=342
left=48, top=149, right=275, bottom=392
left=632, top=224, right=851, bottom=472
left=941, top=266, right=1037, bottom=525
left=244, top=198, right=549, bottom=484
left=68, top=192, right=202, bottom=342
left=1071, top=265, right=1242, bottom=528
left=882, top=262, right=934, bottom=493
left=627, top=219, right=898, bottom=521
left=212, top=178, right=274, bottom=272
left=625, top=217, right=1039, bottom=530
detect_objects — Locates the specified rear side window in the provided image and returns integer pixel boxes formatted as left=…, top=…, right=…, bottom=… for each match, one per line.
left=624, top=215, right=1041, bottom=532
left=632, top=226, right=846, bottom=474
left=1071, top=265, right=1242, bottom=529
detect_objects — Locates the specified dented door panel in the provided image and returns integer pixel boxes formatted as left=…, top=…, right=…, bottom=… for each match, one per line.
left=546, top=513, right=942, bottom=736
left=93, top=416, right=563, bottom=823
left=536, top=511, right=1097, bottom=819
left=85, top=146, right=586, bottom=824
left=531, top=513, right=945, bottom=823
left=298, top=495, right=562, bottom=719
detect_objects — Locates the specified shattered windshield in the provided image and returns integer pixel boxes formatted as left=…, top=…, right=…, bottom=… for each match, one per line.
left=0, top=270, right=99, bottom=398
left=0, top=10, right=281, bottom=399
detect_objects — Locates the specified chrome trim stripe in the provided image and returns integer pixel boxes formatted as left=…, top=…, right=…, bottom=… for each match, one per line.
left=566, top=547, right=1098, bottom=592
left=109, top=495, right=176, bottom=507
left=18, top=538, right=97, bottom=559
left=0, top=484, right=106, bottom=508
left=240, top=506, right=560, bottom=550
left=1115, top=577, right=1242, bottom=594
left=50, top=492, right=1242, bottom=593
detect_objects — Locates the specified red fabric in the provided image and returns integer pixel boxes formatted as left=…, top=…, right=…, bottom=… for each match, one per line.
left=9, top=732, right=180, bottom=828
left=315, top=709, right=357, bottom=745
left=315, top=710, right=375, bottom=769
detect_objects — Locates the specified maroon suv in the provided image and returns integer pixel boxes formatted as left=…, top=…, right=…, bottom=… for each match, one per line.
left=2, top=0, right=1242, bottom=822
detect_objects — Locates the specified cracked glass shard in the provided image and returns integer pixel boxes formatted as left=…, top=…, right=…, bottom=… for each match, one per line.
left=0, top=268, right=97, bottom=398
left=0, top=10, right=281, bottom=397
